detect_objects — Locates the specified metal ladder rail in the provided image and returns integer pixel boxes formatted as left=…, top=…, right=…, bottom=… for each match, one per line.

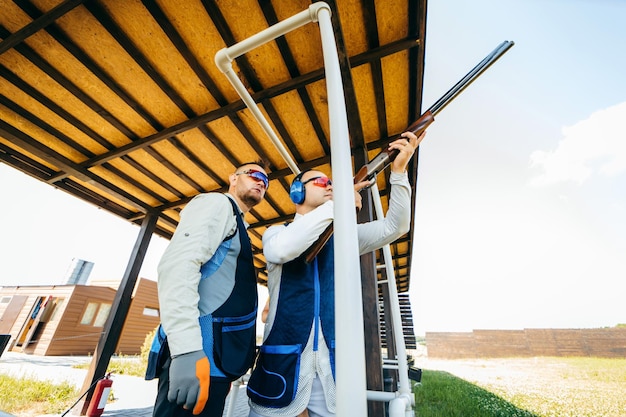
left=364, top=182, right=414, bottom=416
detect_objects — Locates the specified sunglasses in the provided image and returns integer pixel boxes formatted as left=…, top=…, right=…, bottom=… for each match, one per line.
left=236, top=169, right=269, bottom=189
left=302, top=176, right=332, bottom=188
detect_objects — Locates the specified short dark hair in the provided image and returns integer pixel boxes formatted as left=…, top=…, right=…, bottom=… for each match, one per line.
left=237, top=159, right=269, bottom=172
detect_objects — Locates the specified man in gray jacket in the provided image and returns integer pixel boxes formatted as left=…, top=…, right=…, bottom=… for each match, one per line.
left=146, top=161, right=269, bottom=416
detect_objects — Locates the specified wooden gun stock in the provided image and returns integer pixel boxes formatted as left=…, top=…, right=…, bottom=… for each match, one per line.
left=302, top=40, right=515, bottom=264
left=303, top=112, right=433, bottom=263
left=353, top=111, right=434, bottom=184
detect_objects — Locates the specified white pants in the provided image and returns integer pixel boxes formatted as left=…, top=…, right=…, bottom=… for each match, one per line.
left=248, top=376, right=334, bottom=417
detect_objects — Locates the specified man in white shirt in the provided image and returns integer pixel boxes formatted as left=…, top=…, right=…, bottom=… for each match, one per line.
left=247, top=131, right=422, bottom=417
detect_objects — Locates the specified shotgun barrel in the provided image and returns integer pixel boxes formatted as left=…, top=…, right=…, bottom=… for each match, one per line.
left=303, top=40, right=515, bottom=263
left=355, top=40, right=514, bottom=185
left=430, top=40, right=514, bottom=115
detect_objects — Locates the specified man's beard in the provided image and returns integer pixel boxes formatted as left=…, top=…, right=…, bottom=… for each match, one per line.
left=239, top=189, right=262, bottom=208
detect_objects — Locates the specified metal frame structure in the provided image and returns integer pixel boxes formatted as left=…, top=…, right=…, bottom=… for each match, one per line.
left=1, top=1, right=429, bottom=414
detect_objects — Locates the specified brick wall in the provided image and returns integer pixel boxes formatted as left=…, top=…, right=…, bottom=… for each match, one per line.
left=426, top=328, right=626, bottom=358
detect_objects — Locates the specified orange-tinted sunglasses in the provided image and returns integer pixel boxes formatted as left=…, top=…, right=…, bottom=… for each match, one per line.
left=303, top=176, right=332, bottom=188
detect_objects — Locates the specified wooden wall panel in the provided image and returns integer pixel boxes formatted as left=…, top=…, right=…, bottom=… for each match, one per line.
left=526, top=328, right=560, bottom=356
left=426, top=332, right=476, bottom=359
left=474, top=329, right=530, bottom=358
left=44, top=286, right=116, bottom=356
left=426, top=328, right=626, bottom=359
left=582, top=328, right=626, bottom=357
left=0, top=280, right=159, bottom=356
left=116, top=278, right=160, bottom=355
left=0, top=286, right=76, bottom=353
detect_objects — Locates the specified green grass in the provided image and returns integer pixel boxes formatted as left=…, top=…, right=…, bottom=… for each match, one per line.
left=0, top=355, right=145, bottom=416
left=0, top=373, right=79, bottom=416
left=72, top=353, right=148, bottom=377
left=72, top=328, right=155, bottom=377
left=0, top=331, right=157, bottom=416
left=414, top=370, right=537, bottom=417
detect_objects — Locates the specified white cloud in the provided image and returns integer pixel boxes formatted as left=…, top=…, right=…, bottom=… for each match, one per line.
left=529, top=101, right=626, bottom=186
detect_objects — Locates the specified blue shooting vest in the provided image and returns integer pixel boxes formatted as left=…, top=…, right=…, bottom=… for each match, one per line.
left=247, top=235, right=334, bottom=408
left=146, top=196, right=258, bottom=381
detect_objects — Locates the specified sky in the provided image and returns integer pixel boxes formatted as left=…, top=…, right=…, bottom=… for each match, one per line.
left=412, top=0, right=626, bottom=334
left=1, top=0, right=625, bottom=336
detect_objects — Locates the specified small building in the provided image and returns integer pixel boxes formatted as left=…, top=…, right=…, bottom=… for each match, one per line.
left=0, top=278, right=159, bottom=356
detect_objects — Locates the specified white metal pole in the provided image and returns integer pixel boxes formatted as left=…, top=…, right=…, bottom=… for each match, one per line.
left=316, top=5, right=368, bottom=415
left=370, top=183, right=414, bottom=413
left=224, top=377, right=242, bottom=417
left=215, top=3, right=326, bottom=65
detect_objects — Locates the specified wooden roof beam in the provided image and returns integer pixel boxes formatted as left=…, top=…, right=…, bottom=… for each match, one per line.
left=404, top=0, right=428, bottom=289
left=361, top=0, right=388, bottom=139
left=326, top=0, right=365, bottom=151
left=259, top=2, right=330, bottom=156
left=67, top=37, right=419, bottom=171
left=201, top=0, right=303, bottom=168
left=0, top=25, right=134, bottom=141
left=11, top=1, right=226, bottom=192
left=139, top=0, right=286, bottom=220
left=13, top=0, right=223, bottom=196
left=0, top=121, right=154, bottom=214
left=0, top=0, right=86, bottom=56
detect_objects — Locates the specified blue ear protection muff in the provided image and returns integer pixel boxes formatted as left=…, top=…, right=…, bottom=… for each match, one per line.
left=289, top=170, right=309, bottom=204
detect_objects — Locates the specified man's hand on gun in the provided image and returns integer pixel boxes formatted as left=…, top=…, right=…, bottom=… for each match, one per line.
left=352, top=130, right=424, bottom=211
left=353, top=180, right=370, bottom=211
left=389, top=131, right=425, bottom=173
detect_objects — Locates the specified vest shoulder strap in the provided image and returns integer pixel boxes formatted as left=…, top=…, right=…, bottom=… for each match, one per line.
left=223, top=195, right=239, bottom=242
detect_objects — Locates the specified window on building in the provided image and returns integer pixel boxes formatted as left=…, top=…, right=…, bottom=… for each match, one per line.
left=80, top=302, right=112, bottom=326
left=49, top=298, right=65, bottom=322
left=81, top=302, right=98, bottom=325
left=143, top=307, right=159, bottom=317
left=93, top=303, right=111, bottom=327
left=0, top=296, right=11, bottom=304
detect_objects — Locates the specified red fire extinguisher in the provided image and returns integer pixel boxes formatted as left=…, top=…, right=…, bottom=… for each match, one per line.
left=86, top=373, right=113, bottom=417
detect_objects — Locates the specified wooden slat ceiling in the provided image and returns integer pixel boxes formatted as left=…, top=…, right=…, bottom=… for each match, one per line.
left=0, top=0, right=427, bottom=292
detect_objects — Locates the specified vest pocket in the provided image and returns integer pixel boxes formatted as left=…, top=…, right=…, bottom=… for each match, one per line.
left=212, top=312, right=257, bottom=379
left=247, top=344, right=302, bottom=408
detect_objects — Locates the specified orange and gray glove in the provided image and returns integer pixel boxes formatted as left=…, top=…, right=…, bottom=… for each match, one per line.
left=168, top=350, right=210, bottom=415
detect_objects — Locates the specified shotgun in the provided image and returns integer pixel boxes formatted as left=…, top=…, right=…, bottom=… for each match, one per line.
left=304, top=40, right=515, bottom=263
